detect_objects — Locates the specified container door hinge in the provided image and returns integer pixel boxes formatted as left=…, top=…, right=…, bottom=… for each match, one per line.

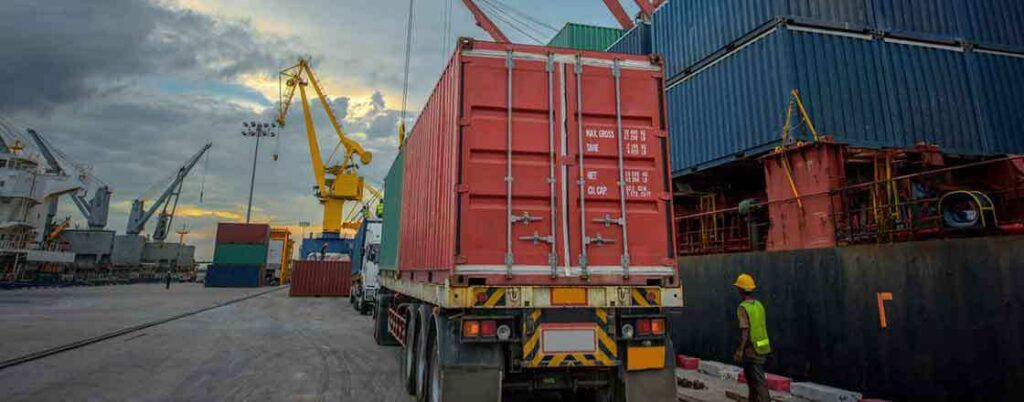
left=511, top=211, right=542, bottom=224
left=621, top=254, right=631, bottom=279
left=456, top=184, right=470, bottom=193
left=593, top=214, right=624, bottom=227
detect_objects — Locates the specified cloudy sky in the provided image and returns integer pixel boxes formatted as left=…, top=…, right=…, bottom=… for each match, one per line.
left=0, top=0, right=642, bottom=260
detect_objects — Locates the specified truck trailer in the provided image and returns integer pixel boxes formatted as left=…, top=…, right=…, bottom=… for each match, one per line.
left=373, top=38, right=681, bottom=401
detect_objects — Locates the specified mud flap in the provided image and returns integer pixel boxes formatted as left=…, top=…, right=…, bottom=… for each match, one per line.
left=622, top=339, right=676, bottom=402
left=431, top=314, right=504, bottom=402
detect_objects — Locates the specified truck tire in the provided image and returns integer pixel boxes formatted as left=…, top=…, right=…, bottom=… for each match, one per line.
left=414, top=305, right=432, bottom=401
left=373, top=293, right=399, bottom=346
left=359, top=297, right=372, bottom=315
left=402, top=304, right=421, bottom=395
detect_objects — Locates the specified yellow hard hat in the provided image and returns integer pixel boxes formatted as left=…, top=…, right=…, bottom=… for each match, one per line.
left=734, top=273, right=756, bottom=291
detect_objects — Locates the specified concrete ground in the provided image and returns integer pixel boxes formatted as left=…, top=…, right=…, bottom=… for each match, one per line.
left=0, top=284, right=413, bottom=402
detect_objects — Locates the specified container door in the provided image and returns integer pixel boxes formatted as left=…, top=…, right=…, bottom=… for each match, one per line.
left=458, top=51, right=568, bottom=277
left=563, top=58, right=674, bottom=278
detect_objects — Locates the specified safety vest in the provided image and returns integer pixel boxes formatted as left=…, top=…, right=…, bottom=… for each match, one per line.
left=375, top=202, right=384, bottom=218
left=740, top=300, right=772, bottom=355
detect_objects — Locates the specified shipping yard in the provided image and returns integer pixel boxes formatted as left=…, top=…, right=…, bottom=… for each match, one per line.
left=2, top=0, right=1023, bottom=401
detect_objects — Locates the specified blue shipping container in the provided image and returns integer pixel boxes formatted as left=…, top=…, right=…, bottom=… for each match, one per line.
left=607, top=22, right=652, bottom=55
left=205, top=265, right=262, bottom=288
left=298, top=233, right=353, bottom=261
left=653, top=0, right=1024, bottom=80
left=666, top=26, right=1024, bottom=174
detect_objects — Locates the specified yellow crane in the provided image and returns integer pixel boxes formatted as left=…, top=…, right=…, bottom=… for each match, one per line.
left=276, top=58, right=373, bottom=234
left=341, top=182, right=384, bottom=231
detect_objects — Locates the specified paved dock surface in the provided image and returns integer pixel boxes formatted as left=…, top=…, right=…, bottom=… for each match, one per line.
left=0, top=284, right=412, bottom=401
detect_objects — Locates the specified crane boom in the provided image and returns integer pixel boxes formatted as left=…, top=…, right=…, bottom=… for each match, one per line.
left=26, top=128, right=111, bottom=229
left=277, top=59, right=373, bottom=234
left=126, top=143, right=212, bottom=236
left=602, top=0, right=635, bottom=29
left=461, top=0, right=510, bottom=43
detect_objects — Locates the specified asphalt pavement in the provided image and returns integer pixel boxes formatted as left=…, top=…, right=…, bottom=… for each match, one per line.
left=0, top=284, right=413, bottom=401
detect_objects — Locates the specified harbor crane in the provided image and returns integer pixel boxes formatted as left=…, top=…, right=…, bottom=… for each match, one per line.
left=126, top=143, right=212, bottom=242
left=276, top=58, right=372, bottom=235
left=26, top=129, right=112, bottom=230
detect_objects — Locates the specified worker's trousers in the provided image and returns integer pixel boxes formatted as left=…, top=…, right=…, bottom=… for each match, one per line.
left=743, top=357, right=770, bottom=402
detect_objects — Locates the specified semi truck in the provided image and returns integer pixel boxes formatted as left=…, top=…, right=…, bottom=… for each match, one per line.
left=349, top=218, right=382, bottom=315
left=372, top=39, right=681, bottom=401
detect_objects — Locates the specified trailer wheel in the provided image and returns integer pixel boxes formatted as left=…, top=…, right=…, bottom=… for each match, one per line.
left=359, top=300, right=371, bottom=315
left=414, top=305, right=432, bottom=401
left=373, top=293, right=399, bottom=346
left=427, top=324, right=443, bottom=402
left=402, top=304, right=420, bottom=395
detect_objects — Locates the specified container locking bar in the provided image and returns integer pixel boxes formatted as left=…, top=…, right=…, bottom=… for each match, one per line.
left=612, top=59, right=631, bottom=278
left=593, top=214, right=624, bottom=227
left=505, top=49, right=515, bottom=279
left=519, top=232, right=554, bottom=245
left=546, top=53, right=558, bottom=278
left=574, top=55, right=590, bottom=280
left=585, top=233, right=616, bottom=246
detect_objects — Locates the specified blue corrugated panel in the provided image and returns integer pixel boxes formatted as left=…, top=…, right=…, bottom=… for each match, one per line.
left=299, top=234, right=353, bottom=261
left=607, top=22, right=651, bottom=55
left=653, top=0, right=874, bottom=79
left=969, top=50, right=1024, bottom=154
left=873, top=0, right=964, bottom=41
left=205, top=265, right=261, bottom=288
left=667, top=27, right=1019, bottom=175
left=966, top=0, right=1024, bottom=49
left=653, top=0, right=1024, bottom=81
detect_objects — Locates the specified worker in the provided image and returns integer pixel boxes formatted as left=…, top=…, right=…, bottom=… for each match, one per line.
left=375, top=200, right=384, bottom=218
left=733, top=273, right=771, bottom=402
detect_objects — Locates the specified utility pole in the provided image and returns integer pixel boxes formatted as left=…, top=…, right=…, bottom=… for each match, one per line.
left=241, top=122, right=278, bottom=223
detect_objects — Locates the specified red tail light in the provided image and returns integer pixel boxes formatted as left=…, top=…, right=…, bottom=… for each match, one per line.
left=481, top=320, right=497, bottom=337
left=636, top=318, right=652, bottom=335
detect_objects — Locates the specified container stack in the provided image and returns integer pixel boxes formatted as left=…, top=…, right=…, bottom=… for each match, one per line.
left=547, top=23, right=624, bottom=51
left=619, top=0, right=1024, bottom=175
left=206, top=223, right=270, bottom=288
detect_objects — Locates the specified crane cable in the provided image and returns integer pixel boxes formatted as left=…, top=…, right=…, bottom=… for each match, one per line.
left=401, top=0, right=415, bottom=142
left=476, top=0, right=545, bottom=44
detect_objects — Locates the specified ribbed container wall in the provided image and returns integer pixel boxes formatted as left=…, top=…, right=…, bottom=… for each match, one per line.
left=970, top=51, right=1024, bottom=154
left=289, top=260, right=351, bottom=297
left=215, top=223, right=270, bottom=245
left=547, top=23, right=624, bottom=51
left=666, top=27, right=1024, bottom=174
left=606, top=22, right=651, bottom=55
left=205, top=265, right=263, bottom=288
left=653, top=0, right=1024, bottom=81
left=213, top=244, right=268, bottom=266
left=379, top=152, right=404, bottom=271
left=394, top=40, right=674, bottom=286
left=398, top=53, right=459, bottom=277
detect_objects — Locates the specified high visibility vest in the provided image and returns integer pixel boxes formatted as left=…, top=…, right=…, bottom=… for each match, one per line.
left=740, top=300, right=772, bottom=355
left=375, top=202, right=384, bottom=218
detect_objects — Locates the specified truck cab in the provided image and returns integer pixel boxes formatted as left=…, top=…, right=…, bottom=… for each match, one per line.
left=349, top=219, right=382, bottom=315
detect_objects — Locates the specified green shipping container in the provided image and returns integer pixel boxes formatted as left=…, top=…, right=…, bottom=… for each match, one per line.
left=379, top=150, right=404, bottom=271
left=213, top=244, right=268, bottom=266
left=546, top=23, right=624, bottom=51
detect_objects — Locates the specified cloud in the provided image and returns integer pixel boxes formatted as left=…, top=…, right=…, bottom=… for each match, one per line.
left=174, top=205, right=244, bottom=221
left=0, top=0, right=295, bottom=113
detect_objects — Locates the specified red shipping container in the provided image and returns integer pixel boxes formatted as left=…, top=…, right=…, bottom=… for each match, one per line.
left=289, top=260, right=352, bottom=297
left=397, top=39, right=676, bottom=287
left=216, top=223, right=271, bottom=245
left=762, top=141, right=845, bottom=251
